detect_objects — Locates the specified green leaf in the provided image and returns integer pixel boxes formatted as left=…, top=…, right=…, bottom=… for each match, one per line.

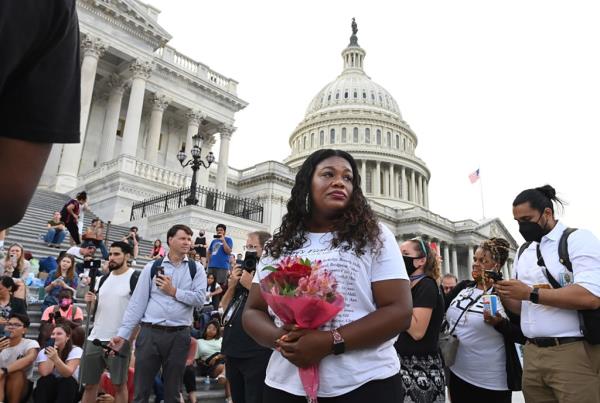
left=262, top=266, right=277, bottom=272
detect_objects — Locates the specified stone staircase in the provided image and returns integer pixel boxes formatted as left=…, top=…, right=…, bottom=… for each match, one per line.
left=5, top=188, right=156, bottom=268
left=6, top=189, right=226, bottom=403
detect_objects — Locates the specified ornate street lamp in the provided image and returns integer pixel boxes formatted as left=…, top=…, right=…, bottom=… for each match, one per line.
left=177, top=134, right=215, bottom=205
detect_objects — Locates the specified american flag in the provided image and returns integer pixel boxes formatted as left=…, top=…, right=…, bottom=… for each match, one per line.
left=468, top=168, right=480, bottom=184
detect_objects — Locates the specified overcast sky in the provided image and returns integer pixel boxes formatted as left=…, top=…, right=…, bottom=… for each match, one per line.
left=146, top=0, right=600, bottom=241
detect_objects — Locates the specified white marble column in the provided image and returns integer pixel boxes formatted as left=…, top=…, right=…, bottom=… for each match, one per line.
left=443, top=243, right=450, bottom=274
left=401, top=167, right=407, bottom=200
left=99, top=74, right=127, bottom=164
left=451, top=246, right=459, bottom=278
left=361, top=160, right=367, bottom=194
left=419, top=175, right=424, bottom=205
left=467, top=245, right=474, bottom=270
left=424, top=179, right=429, bottom=208
left=144, top=94, right=169, bottom=163
left=120, top=60, right=153, bottom=158
left=55, top=37, right=106, bottom=192
left=410, top=169, right=416, bottom=202
left=375, top=161, right=381, bottom=196
left=215, top=125, right=235, bottom=191
left=389, top=164, right=395, bottom=198
left=197, top=133, right=216, bottom=188
left=184, top=110, right=203, bottom=155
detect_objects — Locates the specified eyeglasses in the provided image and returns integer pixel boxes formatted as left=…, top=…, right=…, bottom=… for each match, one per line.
left=243, top=245, right=258, bottom=251
left=411, top=238, right=428, bottom=257
left=6, top=323, right=23, bottom=328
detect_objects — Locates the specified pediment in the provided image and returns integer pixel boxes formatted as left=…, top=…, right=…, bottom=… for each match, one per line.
left=81, top=0, right=172, bottom=47
left=475, top=218, right=519, bottom=249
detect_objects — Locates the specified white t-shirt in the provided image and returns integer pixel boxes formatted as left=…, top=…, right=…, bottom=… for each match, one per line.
left=36, top=346, right=83, bottom=379
left=513, top=222, right=600, bottom=338
left=0, top=338, right=39, bottom=380
left=89, top=269, right=135, bottom=341
left=196, top=338, right=222, bottom=361
left=66, top=246, right=84, bottom=261
left=253, top=223, right=408, bottom=397
left=446, top=286, right=508, bottom=391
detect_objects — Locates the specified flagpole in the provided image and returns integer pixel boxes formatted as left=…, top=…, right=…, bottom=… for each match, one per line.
left=479, top=173, right=486, bottom=220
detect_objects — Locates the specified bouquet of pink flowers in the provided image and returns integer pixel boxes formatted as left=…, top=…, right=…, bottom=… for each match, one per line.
left=260, top=256, right=345, bottom=402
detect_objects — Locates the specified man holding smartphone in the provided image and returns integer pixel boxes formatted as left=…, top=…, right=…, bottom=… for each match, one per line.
left=110, top=224, right=206, bottom=403
left=81, top=241, right=136, bottom=403
left=0, top=313, right=39, bottom=403
left=206, top=224, right=233, bottom=287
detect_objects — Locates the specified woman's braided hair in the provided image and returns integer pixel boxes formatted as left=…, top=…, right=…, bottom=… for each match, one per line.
left=479, top=237, right=510, bottom=267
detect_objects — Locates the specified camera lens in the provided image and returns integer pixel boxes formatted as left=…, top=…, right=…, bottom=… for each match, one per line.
left=242, top=251, right=258, bottom=271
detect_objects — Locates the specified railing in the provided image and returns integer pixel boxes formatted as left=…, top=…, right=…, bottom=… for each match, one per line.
left=130, top=186, right=264, bottom=223
left=154, top=45, right=238, bottom=94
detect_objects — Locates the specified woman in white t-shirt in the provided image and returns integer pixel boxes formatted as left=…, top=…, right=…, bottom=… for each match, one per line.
left=33, top=323, right=83, bottom=403
left=444, top=238, right=525, bottom=403
left=244, top=149, right=411, bottom=402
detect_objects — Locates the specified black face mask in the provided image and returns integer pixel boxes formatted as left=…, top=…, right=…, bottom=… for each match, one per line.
left=402, top=255, right=419, bottom=276
left=518, top=215, right=550, bottom=243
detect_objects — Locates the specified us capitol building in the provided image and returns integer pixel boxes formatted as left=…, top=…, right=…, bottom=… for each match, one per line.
left=40, top=0, right=517, bottom=280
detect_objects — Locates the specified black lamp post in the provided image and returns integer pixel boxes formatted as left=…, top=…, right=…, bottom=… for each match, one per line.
left=177, top=134, right=215, bottom=205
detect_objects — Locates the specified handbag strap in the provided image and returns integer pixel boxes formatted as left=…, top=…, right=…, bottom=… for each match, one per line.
left=447, top=290, right=484, bottom=335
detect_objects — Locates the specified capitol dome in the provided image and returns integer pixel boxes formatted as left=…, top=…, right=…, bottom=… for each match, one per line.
left=285, top=19, right=431, bottom=210
left=305, top=70, right=403, bottom=118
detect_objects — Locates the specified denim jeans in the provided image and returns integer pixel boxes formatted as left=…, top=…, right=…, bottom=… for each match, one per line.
left=44, top=228, right=66, bottom=245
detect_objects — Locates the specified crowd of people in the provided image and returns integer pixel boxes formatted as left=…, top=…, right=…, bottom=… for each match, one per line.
left=0, top=148, right=596, bottom=403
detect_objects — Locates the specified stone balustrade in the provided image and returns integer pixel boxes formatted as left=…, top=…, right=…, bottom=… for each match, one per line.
left=154, top=45, right=238, bottom=94
left=80, top=155, right=190, bottom=188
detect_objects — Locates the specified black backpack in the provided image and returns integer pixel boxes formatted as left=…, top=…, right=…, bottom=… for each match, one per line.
left=518, top=228, right=600, bottom=344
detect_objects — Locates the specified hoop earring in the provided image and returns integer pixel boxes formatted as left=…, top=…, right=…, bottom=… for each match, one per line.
left=305, top=194, right=310, bottom=212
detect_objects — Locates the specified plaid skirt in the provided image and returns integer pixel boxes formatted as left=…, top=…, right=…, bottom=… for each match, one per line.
left=399, top=353, right=446, bottom=403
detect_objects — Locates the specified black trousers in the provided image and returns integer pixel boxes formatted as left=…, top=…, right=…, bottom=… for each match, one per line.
left=33, top=375, right=78, bottom=403
left=64, top=220, right=80, bottom=245
left=449, top=370, right=511, bottom=403
left=263, top=373, right=404, bottom=403
left=226, top=351, right=271, bottom=403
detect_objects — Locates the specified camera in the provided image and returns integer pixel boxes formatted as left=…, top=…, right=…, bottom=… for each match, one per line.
left=213, top=234, right=221, bottom=239
left=484, top=270, right=503, bottom=282
left=242, top=251, right=258, bottom=272
left=83, top=259, right=101, bottom=269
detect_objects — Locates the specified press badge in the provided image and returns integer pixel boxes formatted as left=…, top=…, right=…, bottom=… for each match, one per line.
left=558, top=271, right=573, bottom=287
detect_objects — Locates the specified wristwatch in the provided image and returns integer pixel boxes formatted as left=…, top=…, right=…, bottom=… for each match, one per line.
left=331, top=328, right=345, bottom=355
left=529, top=287, right=540, bottom=304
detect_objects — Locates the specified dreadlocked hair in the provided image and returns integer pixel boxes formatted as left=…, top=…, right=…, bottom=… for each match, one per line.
left=408, top=238, right=442, bottom=282
left=479, top=237, right=510, bottom=267
left=265, top=149, right=382, bottom=259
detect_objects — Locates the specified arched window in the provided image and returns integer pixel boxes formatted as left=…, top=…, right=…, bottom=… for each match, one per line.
left=341, top=128, right=347, bottom=143
left=330, top=129, right=335, bottom=144
left=353, top=91, right=357, bottom=98
left=362, top=92, right=367, bottom=99
left=335, top=92, right=340, bottom=100
left=327, top=94, right=331, bottom=101
left=311, top=133, right=315, bottom=147
left=303, top=136, right=307, bottom=149
left=403, top=137, right=406, bottom=150
left=376, top=129, right=382, bottom=145
left=344, top=91, right=348, bottom=99
left=387, top=132, right=391, bottom=146
left=320, top=131, right=324, bottom=145
left=395, top=134, right=400, bottom=149
left=353, top=127, right=359, bottom=142
left=365, top=128, right=371, bottom=143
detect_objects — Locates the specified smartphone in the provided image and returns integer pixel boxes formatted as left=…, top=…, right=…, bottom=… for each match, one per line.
left=0, top=324, right=5, bottom=337
left=45, top=338, right=55, bottom=351
left=484, top=270, right=503, bottom=282
left=155, top=266, right=164, bottom=278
